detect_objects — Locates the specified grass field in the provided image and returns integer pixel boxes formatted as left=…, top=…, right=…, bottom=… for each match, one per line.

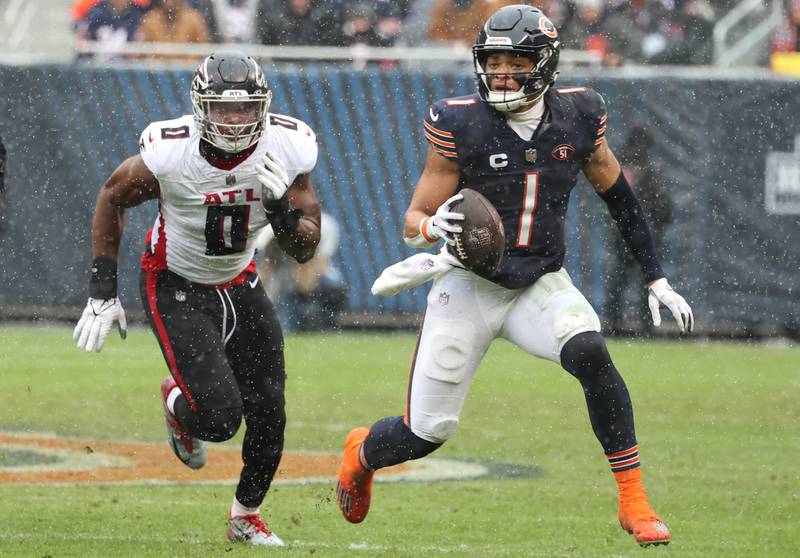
left=0, top=323, right=798, bottom=557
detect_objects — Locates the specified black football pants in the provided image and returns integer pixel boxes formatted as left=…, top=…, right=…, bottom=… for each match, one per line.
left=140, top=268, right=286, bottom=508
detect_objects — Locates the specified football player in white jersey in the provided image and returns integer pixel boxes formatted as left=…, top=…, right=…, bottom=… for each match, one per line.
left=73, top=51, right=321, bottom=546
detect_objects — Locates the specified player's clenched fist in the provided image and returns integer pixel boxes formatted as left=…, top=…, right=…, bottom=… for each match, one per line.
left=73, top=297, right=127, bottom=352
left=256, top=151, right=289, bottom=204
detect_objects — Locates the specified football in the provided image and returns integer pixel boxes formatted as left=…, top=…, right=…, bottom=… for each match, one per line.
left=447, top=188, right=505, bottom=279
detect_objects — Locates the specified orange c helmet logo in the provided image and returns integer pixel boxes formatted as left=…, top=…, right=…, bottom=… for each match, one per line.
left=539, top=16, right=558, bottom=39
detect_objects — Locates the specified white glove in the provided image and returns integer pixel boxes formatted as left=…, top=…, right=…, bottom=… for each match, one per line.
left=255, top=151, right=290, bottom=204
left=73, top=297, right=128, bottom=352
left=647, top=278, right=694, bottom=333
left=424, top=193, right=464, bottom=246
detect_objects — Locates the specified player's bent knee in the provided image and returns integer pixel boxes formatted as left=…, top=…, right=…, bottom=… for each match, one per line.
left=196, top=406, right=243, bottom=442
left=412, top=414, right=460, bottom=444
left=560, top=331, right=613, bottom=380
left=554, top=308, right=601, bottom=348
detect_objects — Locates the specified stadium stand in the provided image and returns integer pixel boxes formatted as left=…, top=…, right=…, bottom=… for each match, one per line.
left=0, top=0, right=75, bottom=63
left=0, top=0, right=785, bottom=67
left=0, top=0, right=797, bottom=337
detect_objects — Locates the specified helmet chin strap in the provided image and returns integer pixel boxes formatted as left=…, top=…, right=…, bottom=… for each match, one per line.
left=209, top=134, right=245, bottom=153
left=204, top=120, right=262, bottom=153
left=487, top=86, right=548, bottom=113
left=486, top=90, right=527, bottom=112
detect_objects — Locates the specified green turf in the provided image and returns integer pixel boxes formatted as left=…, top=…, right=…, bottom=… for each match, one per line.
left=0, top=324, right=798, bottom=557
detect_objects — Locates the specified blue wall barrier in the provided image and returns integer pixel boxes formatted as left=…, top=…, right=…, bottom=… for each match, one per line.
left=0, top=64, right=798, bottom=335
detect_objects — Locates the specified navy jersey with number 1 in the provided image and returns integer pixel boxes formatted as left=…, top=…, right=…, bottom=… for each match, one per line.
left=423, top=87, right=607, bottom=289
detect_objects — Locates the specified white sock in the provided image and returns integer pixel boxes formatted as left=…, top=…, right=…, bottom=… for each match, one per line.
left=231, top=496, right=259, bottom=518
left=166, top=386, right=181, bottom=415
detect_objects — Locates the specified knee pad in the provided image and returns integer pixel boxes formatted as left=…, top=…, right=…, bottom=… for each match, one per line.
left=553, top=306, right=602, bottom=348
left=560, top=331, right=613, bottom=381
left=423, top=317, right=475, bottom=385
left=196, top=406, right=243, bottom=442
left=411, top=413, right=460, bottom=444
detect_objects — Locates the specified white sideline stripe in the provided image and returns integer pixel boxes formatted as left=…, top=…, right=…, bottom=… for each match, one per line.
left=0, top=533, right=580, bottom=556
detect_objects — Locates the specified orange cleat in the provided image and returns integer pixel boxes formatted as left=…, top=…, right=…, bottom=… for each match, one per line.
left=335, top=427, right=374, bottom=523
left=619, top=510, right=671, bottom=547
left=617, top=474, right=670, bottom=547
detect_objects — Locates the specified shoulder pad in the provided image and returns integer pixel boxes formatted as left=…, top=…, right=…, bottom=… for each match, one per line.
left=267, top=113, right=318, bottom=174
left=139, top=115, right=195, bottom=176
left=268, top=113, right=315, bottom=139
left=553, top=87, right=606, bottom=119
left=553, top=87, right=607, bottom=149
left=423, top=95, right=478, bottom=160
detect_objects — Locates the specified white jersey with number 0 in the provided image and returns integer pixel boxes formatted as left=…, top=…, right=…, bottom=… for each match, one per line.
left=138, top=113, right=317, bottom=285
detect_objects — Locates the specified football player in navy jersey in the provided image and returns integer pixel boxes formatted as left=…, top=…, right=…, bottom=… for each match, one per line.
left=336, top=5, right=692, bottom=547
left=72, top=51, right=321, bottom=546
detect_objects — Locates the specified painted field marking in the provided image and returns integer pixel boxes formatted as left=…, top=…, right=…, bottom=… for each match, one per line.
left=0, top=431, right=489, bottom=486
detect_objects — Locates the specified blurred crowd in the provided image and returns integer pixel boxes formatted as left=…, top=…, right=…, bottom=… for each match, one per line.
left=72, top=0, right=743, bottom=66
left=772, top=0, right=800, bottom=54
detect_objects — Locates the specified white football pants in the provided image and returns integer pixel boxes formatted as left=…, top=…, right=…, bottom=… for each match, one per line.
left=406, top=267, right=601, bottom=443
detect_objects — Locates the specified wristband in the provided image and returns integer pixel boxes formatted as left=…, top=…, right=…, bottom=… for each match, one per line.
left=419, top=216, right=438, bottom=243
left=89, top=256, right=118, bottom=299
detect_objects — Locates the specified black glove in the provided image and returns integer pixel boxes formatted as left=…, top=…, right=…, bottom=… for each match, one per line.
left=264, top=195, right=302, bottom=234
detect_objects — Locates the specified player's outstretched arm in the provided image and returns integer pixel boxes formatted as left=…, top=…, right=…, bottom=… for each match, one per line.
left=256, top=151, right=321, bottom=263
left=583, top=142, right=694, bottom=333
left=403, top=147, right=463, bottom=248
left=74, top=155, right=159, bottom=352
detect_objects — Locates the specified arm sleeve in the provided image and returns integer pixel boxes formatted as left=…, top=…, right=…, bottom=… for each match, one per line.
left=598, top=171, right=664, bottom=283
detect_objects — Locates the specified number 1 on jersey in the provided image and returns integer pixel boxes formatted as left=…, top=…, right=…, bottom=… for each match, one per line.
left=516, top=172, right=539, bottom=248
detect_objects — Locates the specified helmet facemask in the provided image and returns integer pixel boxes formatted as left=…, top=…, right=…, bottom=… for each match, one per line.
left=474, top=45, right=559, bottom=112
left=191, top=51, right=272, bottom=153
left=191, top=90, right=271, bottom=153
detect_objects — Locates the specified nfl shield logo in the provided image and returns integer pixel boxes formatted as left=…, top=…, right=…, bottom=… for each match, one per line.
left=226, top=174, right=236, bottom=185
left=525, top=148, right=537, bottom=163
left=438, top=292, right=450, bottom=306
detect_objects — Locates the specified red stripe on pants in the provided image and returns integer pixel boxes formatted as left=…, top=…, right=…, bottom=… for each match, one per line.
left=146, top=272, right=197, bottom=412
